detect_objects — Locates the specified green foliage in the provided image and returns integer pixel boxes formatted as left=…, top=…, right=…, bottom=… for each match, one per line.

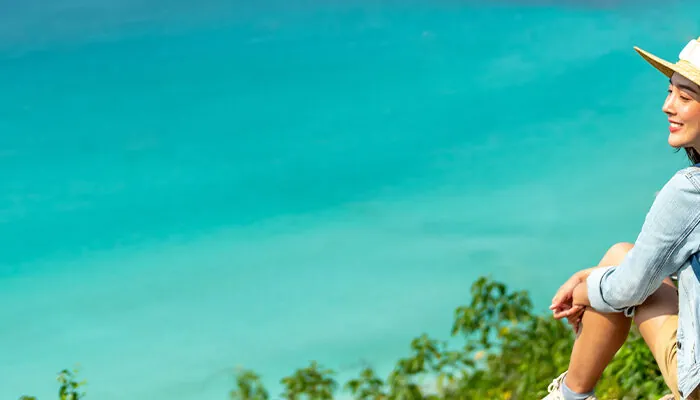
left=20, top=368, right=85, bottom=400
left=231, top=275, right=667, bottom=400
left=280, top=361, right=337, bottom=400
left=230, top=369, right=270, bottom=400
left=602, top=330, right=669, bottom=400
left=25, top=276, right=670, bottom=400
left=345, top=367, right=387, bottom=400
left=57, top=368, right=86, bottom=400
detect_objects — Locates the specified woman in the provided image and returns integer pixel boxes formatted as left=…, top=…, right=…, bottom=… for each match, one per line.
left=543, top=37, right=700, bottom=400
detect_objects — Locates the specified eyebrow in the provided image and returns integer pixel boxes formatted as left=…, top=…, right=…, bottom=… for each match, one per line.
left=669, top=78, right=700, bottom=94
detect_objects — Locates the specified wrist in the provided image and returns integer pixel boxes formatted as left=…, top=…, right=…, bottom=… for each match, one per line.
left=575, top=268, right=592, bottom=282
left=577, top=265, right=607, bottom=282
left=573, top=281, right=591, bottom=307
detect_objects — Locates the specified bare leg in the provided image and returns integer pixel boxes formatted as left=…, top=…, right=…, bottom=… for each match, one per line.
left=634, top=282, right=678, bottom=354
left=634, top=280, right=679, bottom=398
left=563, top=242, right=634, bottom=393
left=563, top=242, right=679, bottom=394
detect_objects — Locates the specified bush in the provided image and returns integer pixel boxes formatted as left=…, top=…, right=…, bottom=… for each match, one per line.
left=23, top=276, right=669, bottom=399
left=21, top=368, right=86, bottom=400
left=228, top=276, right=668, bottom=400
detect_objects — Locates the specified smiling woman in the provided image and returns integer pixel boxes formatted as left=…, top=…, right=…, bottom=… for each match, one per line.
left=4, top=1, right=700, bottom=400
left=664, top=73, right=700, bottom=163
left=636, top=38, right=700, bottom=164
left=546, top=36, right=700, bottom=400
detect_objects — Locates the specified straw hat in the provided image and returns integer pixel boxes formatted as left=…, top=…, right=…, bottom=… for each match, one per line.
left=634, top=36, right=700, bottom=87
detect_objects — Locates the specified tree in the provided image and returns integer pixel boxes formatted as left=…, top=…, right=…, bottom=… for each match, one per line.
left=230, top=369, right=269, bottom=400
left=345, top=367, right=387, bottom=400
left=280, top=361, right=337, bottom=400
left=231, top=275, right=668, bottom=400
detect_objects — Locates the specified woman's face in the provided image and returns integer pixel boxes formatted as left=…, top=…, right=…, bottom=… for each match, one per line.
left=663, top=72, right=700, bottom=150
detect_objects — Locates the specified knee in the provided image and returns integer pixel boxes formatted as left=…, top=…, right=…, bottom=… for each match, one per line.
left=608, top=242, right=634, bottom=255
left=600, top=242, right=634, bottom=266
left=640, top=278, right=678, bottom=308
left=633, top=279, right=679, bottom=327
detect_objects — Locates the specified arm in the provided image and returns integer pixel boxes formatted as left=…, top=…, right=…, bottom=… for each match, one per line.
left=569, top=265, right=615, bottom=307
left=582, top=171, right=700, bottom=314
left=550, top=266, right=602, bottom=310
left=550, top=265, right=605, bottom=317
left=573, top=280, right=590, bottom=307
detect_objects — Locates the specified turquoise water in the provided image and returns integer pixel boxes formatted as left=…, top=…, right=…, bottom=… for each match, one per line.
left=2, top=1, right=700, bottom=399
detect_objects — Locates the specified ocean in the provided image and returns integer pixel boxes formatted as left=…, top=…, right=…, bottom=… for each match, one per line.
left=1, top=1, right=699, bottom=398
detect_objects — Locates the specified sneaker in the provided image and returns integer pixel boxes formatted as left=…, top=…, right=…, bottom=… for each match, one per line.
left=542, top=371, right=598, bottom=400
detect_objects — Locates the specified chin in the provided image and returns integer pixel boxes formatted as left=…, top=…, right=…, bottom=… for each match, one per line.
left=668, top=135, right=690, bottom=149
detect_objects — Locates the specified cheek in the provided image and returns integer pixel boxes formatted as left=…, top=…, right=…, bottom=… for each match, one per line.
left=683, top=105, right=700, bottom=137
left=692, top=114, right=700, bottom=136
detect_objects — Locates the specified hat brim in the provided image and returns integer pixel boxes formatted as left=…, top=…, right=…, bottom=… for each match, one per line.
left=634, top=46, right=675, bottom=78
left=634, top=45, right=700, bottom=87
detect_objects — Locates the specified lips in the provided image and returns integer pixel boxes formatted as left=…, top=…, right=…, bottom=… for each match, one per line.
left=669, top=120, right=683, bottom=133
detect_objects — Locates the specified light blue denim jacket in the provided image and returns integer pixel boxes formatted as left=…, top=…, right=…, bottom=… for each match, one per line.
left=586, top=165, right=700, bottom=399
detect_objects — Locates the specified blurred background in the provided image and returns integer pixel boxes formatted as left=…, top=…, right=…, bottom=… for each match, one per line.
left=1, top=0, right=698, bottom=398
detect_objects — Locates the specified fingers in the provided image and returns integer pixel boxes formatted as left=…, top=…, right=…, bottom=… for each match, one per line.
left=573, top=318, right=582, bottom=335
left=551, top=287, right=571, bottom=303
left=551, top=292, right=563, bottom=305
left=550, top=303, right=567, bottom=318
left=551, top=284, right=568, bottom=304
left=551, top=275, right=583, bottom=307
left=552, top=304, right=585, bottom=320
left=550, top=293, right=570, bottom=310
left=553, top=305, right=582, bottom=320
left=551, top=283, right=577, bottom=307
left=567, top=308, right=585, bottom=335
left=567, top=311, right=583, bottom=325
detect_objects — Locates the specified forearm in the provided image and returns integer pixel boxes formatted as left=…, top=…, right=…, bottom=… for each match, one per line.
left=586, top=172, right=700, bottom=313
left=557, top=267, right=601, bottom=309
left=566, top=260, right=624, bottom=305
left=575, top=265, right=609, bottom=282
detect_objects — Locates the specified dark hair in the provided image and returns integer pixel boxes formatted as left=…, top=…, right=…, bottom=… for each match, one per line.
left=684, top=147, right=700, bottom=164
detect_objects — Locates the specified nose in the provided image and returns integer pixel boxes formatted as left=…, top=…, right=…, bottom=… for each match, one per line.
left=662, top=93, right=676, bottom=116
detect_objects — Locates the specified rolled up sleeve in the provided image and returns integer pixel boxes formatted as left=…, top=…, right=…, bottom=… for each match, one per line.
left=585, top=170, right=700, bottom=315
left=586, top=266, right=624, bottom=313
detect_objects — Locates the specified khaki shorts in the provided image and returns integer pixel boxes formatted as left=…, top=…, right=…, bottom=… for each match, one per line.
left=655, top=315, right=700, bottom=400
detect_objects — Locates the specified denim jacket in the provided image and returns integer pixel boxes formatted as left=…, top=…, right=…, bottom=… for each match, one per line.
left=586, top=165, right=700, bottom=399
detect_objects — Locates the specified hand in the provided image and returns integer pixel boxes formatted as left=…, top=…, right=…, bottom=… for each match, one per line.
left=549, top=273, right=584, bottom=321
left=566, top=305, right=585, bottom=335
